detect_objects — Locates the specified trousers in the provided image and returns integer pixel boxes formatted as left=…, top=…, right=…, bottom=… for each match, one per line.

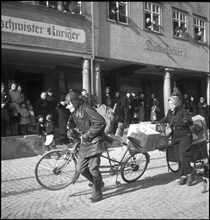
left=77, top=153, right=101, bottom=178
left=173, top=134, right=193, bottom=176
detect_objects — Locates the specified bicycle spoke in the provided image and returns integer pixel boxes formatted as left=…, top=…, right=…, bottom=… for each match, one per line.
left=121, top=152, right=149, bottom=183
left=35, top=149, right=78, bottom=190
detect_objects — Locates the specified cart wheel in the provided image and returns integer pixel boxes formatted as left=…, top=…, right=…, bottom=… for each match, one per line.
left=166, top=149, right=180, bottom=172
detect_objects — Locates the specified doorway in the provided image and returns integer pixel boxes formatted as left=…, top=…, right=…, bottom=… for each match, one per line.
left=14, top=72, right=45, bottom=107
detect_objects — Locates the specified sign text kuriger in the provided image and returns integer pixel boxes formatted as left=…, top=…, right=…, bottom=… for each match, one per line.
left=1, top=15, right=85, bottom=43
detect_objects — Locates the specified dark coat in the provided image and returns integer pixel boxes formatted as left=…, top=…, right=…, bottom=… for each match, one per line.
left=70, top=103, right=106, bottom=158
left=34, top=98, right=49, bottom=118
left=197, top=102, right=208, bottom=119
left=1, top=90, right=10, bottom=122
left=56, top=103, right=70, bottom=136
left=158, top=106, right=193, bottom=144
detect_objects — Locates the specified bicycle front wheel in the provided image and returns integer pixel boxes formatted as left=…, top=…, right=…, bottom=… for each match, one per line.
left=35, top=149, right=79, bottom=191
left=121, top=152, right=149, bottom=183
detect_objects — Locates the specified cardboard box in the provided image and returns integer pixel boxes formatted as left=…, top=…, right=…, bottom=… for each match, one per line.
left=127, top=123, right=161, bottom=152
left=156, top=136, right=169, bottom=150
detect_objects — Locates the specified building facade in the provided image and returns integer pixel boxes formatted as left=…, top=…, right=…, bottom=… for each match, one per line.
left=2, top=1, right=210, bottom=116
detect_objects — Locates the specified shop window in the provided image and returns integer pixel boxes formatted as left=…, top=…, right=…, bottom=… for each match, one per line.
left=194, top=16, right=206, bottom=43
left=173, top=10, right=187, bottom=39
left=108, top=1, right=128, bottom=24
left=16, top=1, right=82, bottom=15
left=144, top=2, right=161, bottom=32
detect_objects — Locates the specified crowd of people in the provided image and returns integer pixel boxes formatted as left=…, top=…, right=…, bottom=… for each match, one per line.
left=1, top=82, right=209, bottom=139
left=1, top=82, right=71, bottom=143
left=102, top=86, right=209, bottom=129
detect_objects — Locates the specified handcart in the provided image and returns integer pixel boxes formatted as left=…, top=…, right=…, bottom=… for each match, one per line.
left=156, top=114, right=209, bottom=173
left=127, top=115, right=209, bottom=174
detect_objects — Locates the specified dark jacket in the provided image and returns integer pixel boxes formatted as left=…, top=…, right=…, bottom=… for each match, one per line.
left=34, top=98, right=49, bottom=118
left=158, top=106, right=193, bottom=144
left=56, top=103, right=70, bottom=135
left=70, top=102, right=106, bottom=158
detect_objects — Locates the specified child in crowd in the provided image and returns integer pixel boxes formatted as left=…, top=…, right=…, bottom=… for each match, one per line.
left=150, top=98, right=161, bottom=123
left=44, top=114, right=58, bottom=158
left=36, top=115, right=45, bottom=137
left=26, top=99, right=36, bottom=133
left=19, top=102, right=30, bottom=135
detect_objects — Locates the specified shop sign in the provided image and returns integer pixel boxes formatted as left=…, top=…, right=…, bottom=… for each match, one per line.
left=144, top=40, right=184, bottom=57
left=1, top=15, right=85, bottom=43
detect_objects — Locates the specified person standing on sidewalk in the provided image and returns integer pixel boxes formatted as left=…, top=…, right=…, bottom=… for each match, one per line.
left=157, top=95, right=195, bottom=186
left=65, top=91, right=106, bottom=202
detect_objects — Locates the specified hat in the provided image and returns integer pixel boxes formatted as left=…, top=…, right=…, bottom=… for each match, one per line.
left=47, top=88, right=53, bottom=93
left=172, top=86, right=182, bottom=101
left=37, top=115, right=44, bottom=121
left=168, top=96, right=181, bottom=108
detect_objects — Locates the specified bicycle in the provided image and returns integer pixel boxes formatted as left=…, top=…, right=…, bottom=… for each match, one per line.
left=35, top=129, right=150, bottom=191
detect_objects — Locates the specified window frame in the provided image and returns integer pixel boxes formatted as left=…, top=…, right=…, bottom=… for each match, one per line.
left=172, top=8, right=188, bottom=40
left=193, top=15, right=207, bottom=44
left=16, top=1, right=83, bottom=15
left=143, top=2, right=162, bottom=33
left=108, top=1, right=129, bottom=25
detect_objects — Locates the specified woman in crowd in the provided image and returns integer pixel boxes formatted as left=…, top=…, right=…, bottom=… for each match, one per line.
left=8, top=81, right=22, bottom=135
left=123, top=92, right=132, bottom=128
left=1, top=83, right=10, bottom=136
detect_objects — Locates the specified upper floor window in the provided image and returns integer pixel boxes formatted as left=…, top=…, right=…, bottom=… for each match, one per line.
left=194, top=16, right=206, bottom=43
left=173, top=10, right=187, bottom=39
left=144, top=2, right=161, bottom=32
left=16, top=1, right=82, bottom=15
left=108, top=1, right=128, bottom=24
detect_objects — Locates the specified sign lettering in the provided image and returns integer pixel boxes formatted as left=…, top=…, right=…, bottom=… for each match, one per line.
left=144, top=40, right=184, bottom=57
left=1, top=15, right=85, bottom=43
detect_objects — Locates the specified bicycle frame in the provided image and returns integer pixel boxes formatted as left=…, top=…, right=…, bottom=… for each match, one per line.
left=100, top=139, right=137, bottom=184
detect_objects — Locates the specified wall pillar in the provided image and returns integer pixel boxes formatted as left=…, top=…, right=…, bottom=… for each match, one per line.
left=207, top=74, right=210, bottom=106
left=94, top=61, right=101, bottom=105
left=82, top=59, right=90, bottom=103
left=163, top=68, right=173, bottom=116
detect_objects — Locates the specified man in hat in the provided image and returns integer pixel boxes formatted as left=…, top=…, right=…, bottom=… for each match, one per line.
left=65, top=91, right=106, bottom=202
left=103, top=86, right=112, bottom=107
left=158, top=95, right=195, bottom=186
left=79, top=89, right=89, bottom=105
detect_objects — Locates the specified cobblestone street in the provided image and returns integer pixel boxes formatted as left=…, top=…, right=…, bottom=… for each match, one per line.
left=1, top=145, right=209, bottom=219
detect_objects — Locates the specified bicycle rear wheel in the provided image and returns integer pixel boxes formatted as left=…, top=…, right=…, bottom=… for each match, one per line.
left=121, top=152, right=149, bottom=183
left=35, top=149, right=79, bottom=190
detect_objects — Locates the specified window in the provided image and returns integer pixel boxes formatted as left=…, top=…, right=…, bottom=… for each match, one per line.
left=16, top=1, right=82, bottom=15
left=144, top=2, right=161, bottom=32
left=173, top=10, right=187, bottom=39
left=108, top=1, right=128, bottom=24
left=194, top=16, right=206, bottom=43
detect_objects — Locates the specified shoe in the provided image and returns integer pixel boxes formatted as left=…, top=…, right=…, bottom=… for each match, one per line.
left=177, top=176, right=187, bottom=185
left=186, top=174, right=195, bottom=186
